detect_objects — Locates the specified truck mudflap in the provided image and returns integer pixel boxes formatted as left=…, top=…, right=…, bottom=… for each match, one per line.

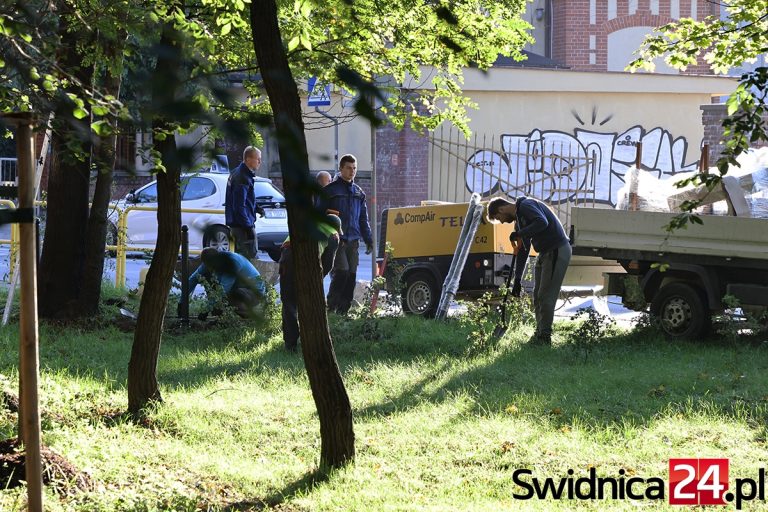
left=726, top=283, right=768, bottom=307
left=641, top=264, right=722, bottom=310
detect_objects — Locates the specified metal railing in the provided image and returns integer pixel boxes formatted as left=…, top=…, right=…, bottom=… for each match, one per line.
left=1, top=202, right=232, bottom=288
left=111, top=204, right=232, bottom=287
left=428, top=126, right=598, bottom=227
left=0, top=199, right=20, bottom=282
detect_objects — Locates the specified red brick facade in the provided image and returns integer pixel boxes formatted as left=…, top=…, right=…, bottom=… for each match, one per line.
left=552, top=0, right=717, bottom=74
left=374, top=118, right=429, bottom=217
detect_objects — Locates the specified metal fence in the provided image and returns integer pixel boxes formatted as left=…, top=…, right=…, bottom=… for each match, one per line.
left=429, top=126, right=598, bottom=227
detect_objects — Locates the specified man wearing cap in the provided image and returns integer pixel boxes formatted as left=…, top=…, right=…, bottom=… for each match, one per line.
left=487, top=196, right=571, bottom=346
left=279, top=214, right=342, bottom=352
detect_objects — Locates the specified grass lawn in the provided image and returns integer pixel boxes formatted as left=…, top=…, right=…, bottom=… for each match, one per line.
left=1, top=298, right=768, bottom=511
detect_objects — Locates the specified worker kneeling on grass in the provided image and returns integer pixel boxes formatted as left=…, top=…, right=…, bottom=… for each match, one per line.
left=186, top=247, right=267, bottom=319
left=487, top=196, right=571, bottom=346
left=279, top=214, right=342, bottom=352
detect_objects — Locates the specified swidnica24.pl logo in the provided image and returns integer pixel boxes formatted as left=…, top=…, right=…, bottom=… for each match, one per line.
left=512, top=458, right=767, bottom=509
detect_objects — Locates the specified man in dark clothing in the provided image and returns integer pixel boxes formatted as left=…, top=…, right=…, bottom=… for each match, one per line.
left=185, top=247, right=267, bottom=319
left=279, top=214, right=342, bottom=352
left=487, top=196, right=572, bottom=346
left=225, top=146, right=265, bottom=259
left=322, top=154, right=373, bottom=314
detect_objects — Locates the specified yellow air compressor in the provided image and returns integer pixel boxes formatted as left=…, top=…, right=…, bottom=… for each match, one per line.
left=379, top=201, right=523, bottom=316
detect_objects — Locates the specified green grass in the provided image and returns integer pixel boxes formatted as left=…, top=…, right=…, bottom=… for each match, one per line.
left=1, top=303, right=768, bottom=511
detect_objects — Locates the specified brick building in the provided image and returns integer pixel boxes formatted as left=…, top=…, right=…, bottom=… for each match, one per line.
left=543, top=0, right=718, bottom=73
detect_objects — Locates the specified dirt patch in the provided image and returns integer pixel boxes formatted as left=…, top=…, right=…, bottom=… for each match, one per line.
left=2, top=389, right=19, bottom=413
left=0, top=437, right=92, bottom=495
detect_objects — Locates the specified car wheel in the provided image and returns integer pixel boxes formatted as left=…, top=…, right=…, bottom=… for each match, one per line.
left=402, top=271, right=439, bottom=317
left=266, top=248, right=281, bottom=262
left=203, top=225, right=230, bottom=252
left=650, top=282, right=711, bottom=339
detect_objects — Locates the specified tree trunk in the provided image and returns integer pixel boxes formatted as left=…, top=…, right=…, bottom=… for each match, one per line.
left=78, top=35, right=125, bottom=315
left=127, top=24, right=182, bottom=416
left=250, top=0, right=355, bottom=468
left=37, top=8, right=93, bottom=319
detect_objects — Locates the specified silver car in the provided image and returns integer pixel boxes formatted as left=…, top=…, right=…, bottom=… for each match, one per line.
left=109, top=171, right=288, bottom=261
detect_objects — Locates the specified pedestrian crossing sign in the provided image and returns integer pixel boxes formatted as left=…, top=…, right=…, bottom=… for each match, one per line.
left=307, top=76, right=331, bottom=107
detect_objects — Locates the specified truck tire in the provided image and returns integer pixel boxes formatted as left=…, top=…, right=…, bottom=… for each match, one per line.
left=402, top=271, right=439, bottom=317
left=650, top=282, right=711, bottom=340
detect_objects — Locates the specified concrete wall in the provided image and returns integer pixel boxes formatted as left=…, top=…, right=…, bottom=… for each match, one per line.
left=422, top=68, right=734, bottom=208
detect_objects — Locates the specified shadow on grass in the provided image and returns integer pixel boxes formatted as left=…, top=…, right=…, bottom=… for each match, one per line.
left=352, top=323, right=768, bottom=433
left=221, top=469, right=330, bottom=511
left=7, top=312, right=768, bottom=437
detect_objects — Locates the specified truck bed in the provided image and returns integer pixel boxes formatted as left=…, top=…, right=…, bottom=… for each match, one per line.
left=571, top=207, right=768, bottom=268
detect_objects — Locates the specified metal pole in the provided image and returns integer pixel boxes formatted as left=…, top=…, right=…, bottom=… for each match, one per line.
left=17, top=115, right=44, bottom=512
left=370, top=118, right=377, bottom=280
left=180, top=225, right=190, bottom=327
left=315, top=107, right=339, bottom=169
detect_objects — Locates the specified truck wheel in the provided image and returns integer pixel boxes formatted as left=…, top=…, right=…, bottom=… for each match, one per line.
left=650, top=282, right=711, bottom=339
left=402, top=271, right=439, bottom=317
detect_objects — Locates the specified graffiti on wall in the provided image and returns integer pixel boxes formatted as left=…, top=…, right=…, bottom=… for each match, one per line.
left=465, top=124, right=700, bottom=206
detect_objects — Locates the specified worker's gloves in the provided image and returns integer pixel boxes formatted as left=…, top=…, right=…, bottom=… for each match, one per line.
left=509, top=231, right=520, bottom=244
left=511, top=279, right=522, bottom=298
left=365, top=243, right=373, bottom=255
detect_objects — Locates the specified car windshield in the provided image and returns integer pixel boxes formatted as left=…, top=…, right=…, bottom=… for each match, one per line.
left=254, top=182, right=285, bottom=202
left=135, top=183, right=158, bottom=203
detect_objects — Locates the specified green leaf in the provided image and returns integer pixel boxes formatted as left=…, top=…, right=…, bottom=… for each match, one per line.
left=221, top=22, right=232, bottom=36
left=288, top=36, right=300, bottom=52
left=91, top=120, right=114, bottom=136
left=73, top=107, right=88, bottom=119
left=300, top=35, right=312, bottom=52
left=300, top=0, right=313, bottom=18
left=92, top=105, right=109, bottom=116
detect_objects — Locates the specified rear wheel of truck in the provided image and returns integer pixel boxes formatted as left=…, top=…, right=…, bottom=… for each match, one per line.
left=650, top=282, right=711, bottom=340
left=402, top=271, right=439, bottom=317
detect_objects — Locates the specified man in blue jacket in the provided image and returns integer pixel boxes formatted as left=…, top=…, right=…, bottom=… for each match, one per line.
left=225, top=146, right=265, bottom=259
left=487, top=196, right=572, bottom=346
left=322, top=154, right=373, bottom=314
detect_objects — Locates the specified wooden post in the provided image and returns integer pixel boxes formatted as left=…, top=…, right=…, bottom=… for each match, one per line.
left=629, top=142, right=643, bottom=211
left=700, top=144, right=712, bottom=214
left=16, top=115, right=44, bottom=512
left=700, top=144, right=710, bottom=173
